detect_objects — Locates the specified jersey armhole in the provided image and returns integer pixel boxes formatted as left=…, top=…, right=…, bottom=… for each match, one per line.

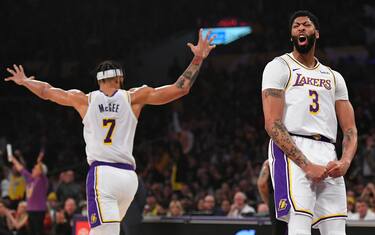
left=279, top=56, right=292, bottom=90
left=327, top=67, right=337, bottom=89
left=88, top=92, right=92, bottom=104
left=122, top=90, right=131, bottom=104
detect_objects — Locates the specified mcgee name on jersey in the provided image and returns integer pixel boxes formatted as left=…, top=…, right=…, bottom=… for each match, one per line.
left=98, top=103, right=120, bottom=113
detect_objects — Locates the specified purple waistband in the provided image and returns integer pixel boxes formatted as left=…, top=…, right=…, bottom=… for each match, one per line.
left=90, top=161, right=134, bottom=171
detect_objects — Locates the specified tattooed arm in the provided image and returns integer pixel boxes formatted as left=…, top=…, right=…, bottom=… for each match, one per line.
left=262, top=88, right=327, bottom=182
left=257, top=160, right=270, bottom=204
left=327, top=100, right=358, bottom=177
left=130, top=29, right=216, bottom=106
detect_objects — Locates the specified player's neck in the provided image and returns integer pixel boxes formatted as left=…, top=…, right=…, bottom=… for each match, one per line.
left=292, top=49, right=316, bottom=68
left=99, top=84, right=119, bottom=97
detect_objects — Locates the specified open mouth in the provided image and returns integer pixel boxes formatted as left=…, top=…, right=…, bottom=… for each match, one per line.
left=298, top=35, right=307, bottom=45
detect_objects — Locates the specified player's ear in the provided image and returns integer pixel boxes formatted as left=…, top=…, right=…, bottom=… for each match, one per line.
left=315, top=30, right=320, bottom=40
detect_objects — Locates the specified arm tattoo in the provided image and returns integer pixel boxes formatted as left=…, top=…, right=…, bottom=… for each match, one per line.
left=269, top=120, right=310, bottom=168
left=341, top=127, right=357, bottom=162
left=264, top=88, right=283, bottom=98
left=175, top=56, right=203, bottom=89
left=175, top=77, right=186, bottom=89
left=342, top=128, right=354, bottom=152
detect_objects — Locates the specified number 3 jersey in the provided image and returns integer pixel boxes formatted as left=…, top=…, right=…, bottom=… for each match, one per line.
left=262, top=53, right=349, bottom=143
left=83, top=90, right=137, bottom=167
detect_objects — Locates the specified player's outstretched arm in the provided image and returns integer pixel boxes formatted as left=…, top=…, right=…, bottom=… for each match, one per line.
left=327, top=100, right=358, bottom=177
left=130, top=29, right=216, bottom=106
left=5, top=65, right=88, bottom=117
left=262, top=89, right=327, bottom=182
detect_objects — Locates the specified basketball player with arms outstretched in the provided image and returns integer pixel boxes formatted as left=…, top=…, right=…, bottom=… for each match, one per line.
left=262, top=11, right=357, bottom=235
left=4, top=30, right=216, bottom=235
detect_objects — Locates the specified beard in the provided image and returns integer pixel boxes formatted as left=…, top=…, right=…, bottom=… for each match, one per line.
left=292, top=33, right=316, bottom=54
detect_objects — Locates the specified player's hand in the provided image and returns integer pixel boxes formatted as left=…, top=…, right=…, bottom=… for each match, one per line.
left=303, top=163, right=328, bottom=183
left=326, top=160, right=350, bottom=178
left=4, top=64, right=35, bottom=85
left=187, top=29, right=216, bottom=59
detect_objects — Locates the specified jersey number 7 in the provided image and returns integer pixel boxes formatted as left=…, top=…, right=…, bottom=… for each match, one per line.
left=103, top=118, right=116, bottom=144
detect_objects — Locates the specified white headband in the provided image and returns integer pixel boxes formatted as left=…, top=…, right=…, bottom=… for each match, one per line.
left=97, top=69, right=123, bottom=80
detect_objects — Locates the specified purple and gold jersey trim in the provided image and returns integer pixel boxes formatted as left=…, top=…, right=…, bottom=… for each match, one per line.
left=86, top=161, right=134, bottom=228
left=271, top=140, right=313, bottom=219
left=271, top=141, right=292, bottom=218
left=312, top=214, right=347, bottom=227
left=278, top=57, right=292, bottom=89
left=286, top=53, right=320, bottom=70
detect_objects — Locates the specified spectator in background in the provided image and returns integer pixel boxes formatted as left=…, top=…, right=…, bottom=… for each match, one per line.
left=1, top=168, right=10, bottom=201
left=360, top=182, right=375, bottom=204
left=143, top=195, right=164, bottom=216
left=228, top=192, right=255, bottom=218
left=56, top=170, right=82, bottom=203
left=349, top=198, right=375, bottom=220
left=202, top=195, right=221, bottom=215
left=55, top=197, right=77, bottom=235
left=11, top=151, right=48, bottom=235
left=7, top=164, right=26, bottom=210
left=0, top=200, right=12, bottom=235
left=5, top=201, right=28, bottom=235
left=219, top=199, right=231, bottom=216
left=44, top=192, right=59, bottom=234
left=167, top=200, right=184, bottom=217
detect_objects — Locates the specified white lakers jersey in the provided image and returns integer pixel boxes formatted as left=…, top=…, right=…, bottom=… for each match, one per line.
left=83, top=90, right=137, bottom=167
left=262, top=53, right=349, bottom=142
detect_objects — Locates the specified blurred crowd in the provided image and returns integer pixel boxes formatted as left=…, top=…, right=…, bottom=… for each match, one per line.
left=1, top=0, right=375, bottom=234
left=1, top=56, right=375, bottom=234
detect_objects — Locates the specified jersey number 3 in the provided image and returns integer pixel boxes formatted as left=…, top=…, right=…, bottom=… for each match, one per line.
left=309, top=90, right=319, bottom=115
left=103, top=118, right=116, bottom=144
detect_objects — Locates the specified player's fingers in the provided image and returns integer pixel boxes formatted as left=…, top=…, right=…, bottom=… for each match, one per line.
left=198, top=28, right=203, bottom=43
left=13, top=64, right=20, bottom=73
left=19, top=65, right=24, bottom=73
left=29, top=76, right=35, bottom=80
left=208, top=34, right=217, bottom=44
left=187, top=43, right=194, bottom=49
left=205, top=30, right=211, bottom=42
left=326, top=161, right=337, bottom=171
left=6, top=68, right=16, bottom=75
left=4, top=77, right=12, bottom=81
left=209, top=44, right=216, bottom=50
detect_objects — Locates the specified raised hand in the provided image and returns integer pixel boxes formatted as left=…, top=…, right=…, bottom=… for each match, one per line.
left=4, top=64, right=35, bottom=85
left=326, top=160, right=350, bottom=178
left=187, top=29, right=216, bottom=59
left=37, top=150, right=45, bottom=163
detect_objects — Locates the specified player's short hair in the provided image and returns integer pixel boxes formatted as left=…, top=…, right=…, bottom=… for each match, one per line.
left=289, top=10, right=320, bottom=32
left=96, top=60, right=124, bottom=82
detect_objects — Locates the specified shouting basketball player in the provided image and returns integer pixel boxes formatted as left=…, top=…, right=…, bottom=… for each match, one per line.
left=262, top=10, right=357, bottom=235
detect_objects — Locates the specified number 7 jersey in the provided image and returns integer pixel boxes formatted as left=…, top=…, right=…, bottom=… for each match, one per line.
left=262, top=53, right=349, bottom=143
left=83, top=89, right=137, bottom=167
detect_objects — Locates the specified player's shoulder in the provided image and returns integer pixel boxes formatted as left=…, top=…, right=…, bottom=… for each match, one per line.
left=266, top=54, right=289, bottom=67
left=128, top=85, right=148, bottom=93
left=320, top=64, right=345, bottom=81
left=263, top=54, right=290, bottom=76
